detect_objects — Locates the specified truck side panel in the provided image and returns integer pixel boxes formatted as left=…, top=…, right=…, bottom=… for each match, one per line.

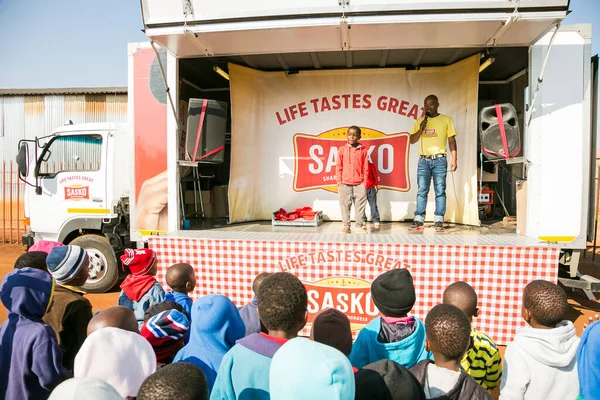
left=527, top=26, right=593, bottom=249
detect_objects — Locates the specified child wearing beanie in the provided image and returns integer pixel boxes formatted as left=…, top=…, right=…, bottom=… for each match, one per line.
left=310, top=308, right=353, bottom=357
left=44, top=245, right=93, bottom=372
left=118, top=248, right=165, bottom=328
left=349, top=268, right=431, bottom=369
left=141, top=309, right=190, bottom=366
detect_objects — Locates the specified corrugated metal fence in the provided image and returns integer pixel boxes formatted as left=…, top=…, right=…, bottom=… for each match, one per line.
left=0, top=93, right=127, bottom=163
left=1, top=161, right=21, bottom=244
left=1, top=92, right=127, bottom=243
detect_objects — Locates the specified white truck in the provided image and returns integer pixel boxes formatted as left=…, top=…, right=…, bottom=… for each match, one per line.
left=17, top=0, right=598, bottom=295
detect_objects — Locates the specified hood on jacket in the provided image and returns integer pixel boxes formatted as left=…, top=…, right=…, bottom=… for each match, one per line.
left=74, top=327, right=156, bottom=398
left=185, top=294, right=245, bottom=353
left=172, top=294, right=245, bottom=391
left=514, top=320, right=579, bottom=368
left=270, top=337, right=355, bottom=400
left=356, top=317, right=429, bottom=368
left=577, top=320, right=600, bottom=399
left=48, top=378, right=121, bottom=400
left=356, top=359, right=425, bottom=400
left=0, top=267, right=54, bottom=321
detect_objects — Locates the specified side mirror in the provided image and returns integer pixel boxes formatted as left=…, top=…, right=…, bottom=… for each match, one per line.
left=16, top=142, right=29, bottom=178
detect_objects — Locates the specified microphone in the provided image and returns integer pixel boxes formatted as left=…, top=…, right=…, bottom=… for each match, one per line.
left=423, top=111, right=431, bottom=124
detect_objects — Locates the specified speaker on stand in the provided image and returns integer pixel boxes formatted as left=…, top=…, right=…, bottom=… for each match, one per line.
left=180, top=99, right=228, bottom=221
left=478, top=103, right=522, bottom=221
left=479, top=103, right=521, bottom=161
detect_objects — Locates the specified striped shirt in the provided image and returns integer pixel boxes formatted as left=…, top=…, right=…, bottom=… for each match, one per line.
left=460, top=328, right=502, bottom=391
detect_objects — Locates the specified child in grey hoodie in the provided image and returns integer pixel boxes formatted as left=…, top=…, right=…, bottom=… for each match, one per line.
left=500, top=280, right=579, bottom=400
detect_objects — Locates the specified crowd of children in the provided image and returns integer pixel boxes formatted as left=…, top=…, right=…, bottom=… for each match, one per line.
left=1, top=241, right=599, bottom=400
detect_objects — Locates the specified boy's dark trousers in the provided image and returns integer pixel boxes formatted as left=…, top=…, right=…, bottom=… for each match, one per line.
left=366, top=187, right=380, bottom=223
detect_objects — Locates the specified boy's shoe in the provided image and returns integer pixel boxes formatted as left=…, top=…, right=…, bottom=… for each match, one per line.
left=341, top=226, right=351, bottom=234
left=434, top=221, right=445, bottom=232
left=355, top=225, right=367, bottom=234
left=408, top=221, right=424, bottom=232
left=373, top=222, right=380, bottom=230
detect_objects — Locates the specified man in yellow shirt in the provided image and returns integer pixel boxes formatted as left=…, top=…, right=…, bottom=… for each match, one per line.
left=408, top=95, right=457, bottom=232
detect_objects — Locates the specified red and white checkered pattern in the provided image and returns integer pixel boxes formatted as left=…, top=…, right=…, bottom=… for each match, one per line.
left=149, top=236, right=559, bottom=345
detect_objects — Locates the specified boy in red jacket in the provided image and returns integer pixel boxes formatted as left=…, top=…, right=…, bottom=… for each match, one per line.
left=365, top=161, right=380, bottom=229
left=336, top=125, right=369, bottom=234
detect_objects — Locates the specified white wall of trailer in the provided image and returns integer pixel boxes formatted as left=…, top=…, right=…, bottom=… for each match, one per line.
left=526, top=25, right=594, bottom=249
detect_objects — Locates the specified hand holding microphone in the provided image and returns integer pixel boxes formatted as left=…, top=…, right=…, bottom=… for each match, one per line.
left=420, top=111, right=431, bottom=132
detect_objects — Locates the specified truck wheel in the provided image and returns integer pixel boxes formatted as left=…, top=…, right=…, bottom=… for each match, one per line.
left=70, top=234, right=119, bottom=294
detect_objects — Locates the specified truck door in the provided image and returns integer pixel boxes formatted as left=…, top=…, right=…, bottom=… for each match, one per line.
left=30, top=133, right=108, bottom=239
left=527, top=26, right=594, bottom=249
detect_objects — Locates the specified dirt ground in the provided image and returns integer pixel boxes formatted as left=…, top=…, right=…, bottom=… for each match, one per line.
left=0, top=243, right=598, bottom=399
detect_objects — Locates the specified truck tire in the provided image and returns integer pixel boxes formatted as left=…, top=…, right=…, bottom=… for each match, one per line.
left=70, top=234, right=120, bottom=294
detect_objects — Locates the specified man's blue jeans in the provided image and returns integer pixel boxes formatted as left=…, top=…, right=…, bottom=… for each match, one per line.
left=414, top=156, right=447, bottom=223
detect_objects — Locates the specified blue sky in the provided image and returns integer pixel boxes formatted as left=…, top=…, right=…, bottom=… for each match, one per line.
left=0, top=0, right=598, bottom=89
left=0, top=0, right=146, bottom=88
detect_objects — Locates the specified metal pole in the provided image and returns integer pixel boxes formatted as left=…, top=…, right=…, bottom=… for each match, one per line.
left=593, top=166, right=600, bottom=261
left=2, top=161, right=5, bottom=243
left=16, top=162, right=20, bottom=242
left=9, top=161, right=13, bottom=244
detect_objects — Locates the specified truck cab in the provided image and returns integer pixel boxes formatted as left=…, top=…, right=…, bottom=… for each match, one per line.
left=17, top=122, right=132, bottom=292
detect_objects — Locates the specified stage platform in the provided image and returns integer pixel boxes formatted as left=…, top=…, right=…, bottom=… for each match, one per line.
left=170, top=220, right=543, bottom=246
left=149, top=220, right=560, bottom=345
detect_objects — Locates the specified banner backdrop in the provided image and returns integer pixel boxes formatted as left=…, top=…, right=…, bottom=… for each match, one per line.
left=229, top=55, right=479, bottom=225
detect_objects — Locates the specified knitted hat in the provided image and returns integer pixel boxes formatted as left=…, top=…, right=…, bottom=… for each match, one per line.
left=310, top=308, right=353, bottom=356
left=46, top=245, right=87, bottom=284
left=141, top=309, right=190, bottom=363
left=355, top=360, right=425, bottom=400
left=29, top=240, right=64, bottom=254
left=371, top=269, right=416, bottom=317
left=120, top=249, right=156, bottom=276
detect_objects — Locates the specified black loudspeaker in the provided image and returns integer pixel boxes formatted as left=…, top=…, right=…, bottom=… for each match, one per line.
left=479, top=103, right=521, bottom=161
left=185, top=98, right=228, bottom=164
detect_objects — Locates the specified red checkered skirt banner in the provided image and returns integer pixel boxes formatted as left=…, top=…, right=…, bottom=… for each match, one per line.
left=149, top=236, right=559, bottom=345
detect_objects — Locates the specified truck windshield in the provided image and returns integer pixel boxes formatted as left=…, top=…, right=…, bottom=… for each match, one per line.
left=38, top=135, right=102, bottom=176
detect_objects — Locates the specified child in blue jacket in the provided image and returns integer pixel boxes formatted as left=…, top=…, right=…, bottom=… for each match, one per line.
left=349, top=268, right=432, bottom=369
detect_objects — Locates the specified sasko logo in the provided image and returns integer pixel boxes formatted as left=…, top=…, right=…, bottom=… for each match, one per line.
left=64, top=185, right=89, bottom=201
left=304, top=277, right=381, bottom=330
left=293, top=127, right=410, bottom=193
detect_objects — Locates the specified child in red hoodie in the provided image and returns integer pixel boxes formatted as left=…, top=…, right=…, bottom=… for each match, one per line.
left=118, top=249, right=165, bottom=328
left=365, top=161, right=380, bottom=230
left=336, top=125, right=369, bottom=234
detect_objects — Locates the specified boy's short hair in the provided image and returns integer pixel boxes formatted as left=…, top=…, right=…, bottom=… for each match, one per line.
left=258, top=272, right=307, bottom=332
left=523, top=280, right=568, bottom=327
left=442, top=281, right=478, bottom=318
left=348, top=125, right=362, bottom=136
left=252, top=272, right=272, bottom=295
left=144, top=300, right=188, bottom=321
left=14, top=251, right=48, bottom=272
left=425, top=304, right=471, bottom=361
left=166, top=263, right=195, bottom=292
left=137, top=362, right=208, bottom=400
left=87, top=306, right=139, bottom=336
